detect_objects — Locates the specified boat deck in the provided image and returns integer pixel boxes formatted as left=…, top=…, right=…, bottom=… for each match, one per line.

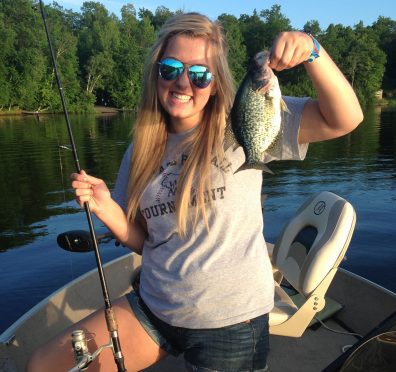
left=2, top=254, right=395, bottom=372
left=143, top=318, right=359, bottom=371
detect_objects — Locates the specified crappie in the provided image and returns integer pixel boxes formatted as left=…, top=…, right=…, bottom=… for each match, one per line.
left=225, top=50, right=286, bottom=173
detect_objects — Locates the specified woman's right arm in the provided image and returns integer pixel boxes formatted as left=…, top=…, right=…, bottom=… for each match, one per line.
left=71, top=170, right=146, bottom=254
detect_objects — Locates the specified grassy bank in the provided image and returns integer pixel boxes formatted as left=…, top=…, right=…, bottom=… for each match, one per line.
left=381, top=98, right=396, bottom=107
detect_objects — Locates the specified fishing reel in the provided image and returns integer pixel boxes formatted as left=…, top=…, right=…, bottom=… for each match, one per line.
left=69, top=329, right=114, bottom=371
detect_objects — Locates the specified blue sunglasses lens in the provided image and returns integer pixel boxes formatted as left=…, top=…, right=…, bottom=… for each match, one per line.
left=158, top=58, right=212, bottom=88
left=159, top=58, right=183, bottom=81
left=189, top=65, right=212, bottom=88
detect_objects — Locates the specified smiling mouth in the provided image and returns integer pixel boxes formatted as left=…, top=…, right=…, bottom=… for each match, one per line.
left=171, top=92, right=191, bottom=103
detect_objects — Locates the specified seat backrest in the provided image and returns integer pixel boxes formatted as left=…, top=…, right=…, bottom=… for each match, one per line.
left=272, top=191, right=356, bottom=297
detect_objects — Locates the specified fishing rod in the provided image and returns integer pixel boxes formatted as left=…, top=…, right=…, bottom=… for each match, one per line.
left=38, top=1, right=126, bottom=371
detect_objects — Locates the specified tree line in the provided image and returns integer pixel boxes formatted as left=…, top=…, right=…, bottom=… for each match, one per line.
left=1, top=0, right=395, bottom=112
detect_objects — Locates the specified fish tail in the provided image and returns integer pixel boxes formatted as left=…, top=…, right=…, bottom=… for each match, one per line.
left=234, top=162, right=274, bottom=174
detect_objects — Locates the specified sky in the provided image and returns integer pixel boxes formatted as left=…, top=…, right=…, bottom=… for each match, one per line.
left=47, top=0, right=396, bottom=30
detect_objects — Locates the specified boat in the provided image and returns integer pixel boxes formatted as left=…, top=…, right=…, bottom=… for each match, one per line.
left=1, top=191, right=395, bottom=371
left=21, top=109, right=50, bottom=116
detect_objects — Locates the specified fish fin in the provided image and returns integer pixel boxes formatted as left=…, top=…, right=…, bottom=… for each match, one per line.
left=280, top=97, right=290, bottom=113
left=224, top=117, right=238, bottom=151
left=234, top=162, right=274, bottom=174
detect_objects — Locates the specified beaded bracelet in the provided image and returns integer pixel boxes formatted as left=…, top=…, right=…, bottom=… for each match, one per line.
left=304, top=32, right=321, bottom=63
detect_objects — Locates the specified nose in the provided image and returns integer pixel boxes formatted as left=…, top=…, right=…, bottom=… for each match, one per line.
left=175, top=67, right=191, bottom=88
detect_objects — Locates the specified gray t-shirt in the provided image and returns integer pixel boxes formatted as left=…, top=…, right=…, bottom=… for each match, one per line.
left=113, top=96, right=309, bottom=328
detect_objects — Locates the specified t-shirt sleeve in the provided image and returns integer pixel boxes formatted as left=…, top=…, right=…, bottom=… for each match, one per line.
left=112, top=144, right=133, bottom=212
left=263, top=96, right=309, bottom=162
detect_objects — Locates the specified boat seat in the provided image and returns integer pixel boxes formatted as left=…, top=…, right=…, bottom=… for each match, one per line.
left=269, top=191, right=356, bottom=337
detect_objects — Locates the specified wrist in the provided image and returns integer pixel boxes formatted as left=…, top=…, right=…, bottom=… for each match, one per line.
left=302, top=32, right=320, bottom=63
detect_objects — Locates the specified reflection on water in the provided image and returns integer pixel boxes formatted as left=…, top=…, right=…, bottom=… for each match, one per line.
left=0, top=113, right=133, bottom=249
left=263, top=106, right=396, bottom=292
left=0, top=106, right=395, bottom=332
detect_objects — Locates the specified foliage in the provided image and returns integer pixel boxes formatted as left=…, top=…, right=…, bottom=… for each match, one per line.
left=0, top=1, right=394, bottom=112
left=321, top=23, right=386, bottom=105
left=217, top=14, right=247, bottom=85
left=370, top=17, right=396, bottom=94
left=108, top=5, right=156, bottom=109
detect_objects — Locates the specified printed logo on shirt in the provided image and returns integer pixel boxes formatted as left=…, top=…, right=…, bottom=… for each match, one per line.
left=141, top=185, right=226, bottom=220
left=142, top=152, right=228, bottom=220
left=155, top=172, right=178, bottom=203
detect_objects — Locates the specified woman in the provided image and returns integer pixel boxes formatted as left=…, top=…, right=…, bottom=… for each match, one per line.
left=28, top=12, right=362, bottom=372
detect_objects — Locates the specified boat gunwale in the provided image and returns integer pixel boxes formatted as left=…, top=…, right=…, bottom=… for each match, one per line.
left=0, top=252, right=140, bottom=343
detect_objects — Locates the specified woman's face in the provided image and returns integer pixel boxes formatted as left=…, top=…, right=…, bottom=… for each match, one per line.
left=157, top=35, right=216, bottom=133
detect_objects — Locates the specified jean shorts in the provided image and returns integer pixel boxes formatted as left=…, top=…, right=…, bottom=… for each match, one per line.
left=126, top=290, right=269, bottom=372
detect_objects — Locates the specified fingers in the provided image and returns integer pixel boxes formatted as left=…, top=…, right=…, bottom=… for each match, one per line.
left=71, top=170, right=103, bottom=186
left=269, top=31, right=312, bottom=71
left=71, top=170, right=98, bottom=207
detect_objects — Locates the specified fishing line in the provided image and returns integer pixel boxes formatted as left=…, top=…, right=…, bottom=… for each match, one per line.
left=57, top=141, right=77, bottom=281
left=38, top=2, right=126, bottom=371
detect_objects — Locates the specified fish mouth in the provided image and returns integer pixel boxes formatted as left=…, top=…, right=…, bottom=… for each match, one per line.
left=254, top=51, right=271, bottom=67
left=249, top=51, right=274, bottom=92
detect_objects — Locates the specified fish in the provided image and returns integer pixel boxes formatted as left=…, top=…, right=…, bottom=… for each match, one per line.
left=224, top=50, right=287, bottom=174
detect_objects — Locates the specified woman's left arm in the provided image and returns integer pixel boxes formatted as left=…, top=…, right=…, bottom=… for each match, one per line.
left=270, top=31, right=364, bottom=144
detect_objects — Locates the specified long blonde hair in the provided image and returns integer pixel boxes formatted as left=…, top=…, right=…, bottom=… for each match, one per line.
left=127, top=13, right=235, bottom=236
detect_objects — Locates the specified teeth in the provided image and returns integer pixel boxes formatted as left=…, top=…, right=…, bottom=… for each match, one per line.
left=172, top=93, right=191, bottom=102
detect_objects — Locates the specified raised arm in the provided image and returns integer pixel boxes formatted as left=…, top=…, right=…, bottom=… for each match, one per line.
left=71, top=170, right=146, bottom=254
left=270, top=31, right=364, bottom=144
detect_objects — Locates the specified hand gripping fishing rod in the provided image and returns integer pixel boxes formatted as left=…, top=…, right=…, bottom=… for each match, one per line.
left=38, top=1, right=126, bottom=371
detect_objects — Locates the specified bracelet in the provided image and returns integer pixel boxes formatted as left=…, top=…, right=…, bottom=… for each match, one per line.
left=304, top=32, right=320, bottom=63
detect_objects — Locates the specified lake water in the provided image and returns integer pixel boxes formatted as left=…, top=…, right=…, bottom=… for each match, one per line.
left=0, top=107, right=395, bottom=333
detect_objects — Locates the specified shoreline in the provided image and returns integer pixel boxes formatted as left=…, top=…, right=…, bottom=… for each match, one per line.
left=2, top=98, right=395, bottom=118
left=0, top=106, right=135, bottom=117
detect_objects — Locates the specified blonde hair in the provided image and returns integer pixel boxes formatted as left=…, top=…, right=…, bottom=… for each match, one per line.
left=127, top=13, right=235, bottom=236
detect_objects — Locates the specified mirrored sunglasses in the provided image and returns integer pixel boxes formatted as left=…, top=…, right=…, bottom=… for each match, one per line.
left=158, top=58, right=213, bottom=89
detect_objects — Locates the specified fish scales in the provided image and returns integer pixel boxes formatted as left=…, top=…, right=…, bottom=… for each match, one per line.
left=225, top=50, right=284, bottom=174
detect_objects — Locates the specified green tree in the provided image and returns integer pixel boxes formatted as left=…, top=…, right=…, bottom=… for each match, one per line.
left=151, top=6, right=174, bottom=30
left=108, top=5, right=157, bottom=109
left=37, top=3, right=84, bottom=111
left=239, top=5, right=292, bottom=59
left=371, top=16, right=396, bottom=92
left=260, top=4, right=292, bottom=44
left=217, top=14, right=247, bottom=85
left=302, top=20, right=322, bottom=36
left=238, top=10, right=267, bottom=58
left=137, top=8, right=154, bottom=23
left=348, top=22, right=386, bottom=103
left=321, top=23, right=386, bottom=104
left=0, top=0, right=47, bottom=111
left=135, top=14, right=157, bottom=51
left=77, top=2, right=120, bottom=103
left=0, top=11, right=16, bottom=110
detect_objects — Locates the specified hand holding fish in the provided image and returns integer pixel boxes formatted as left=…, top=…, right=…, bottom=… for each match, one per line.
left=267, top=32, right=363, bottom=144
left=269, top=31, right=315, bottom=71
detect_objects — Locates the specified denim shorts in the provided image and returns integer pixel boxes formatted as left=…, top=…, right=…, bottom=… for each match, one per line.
left=126, top=290, right=269, bottom=372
